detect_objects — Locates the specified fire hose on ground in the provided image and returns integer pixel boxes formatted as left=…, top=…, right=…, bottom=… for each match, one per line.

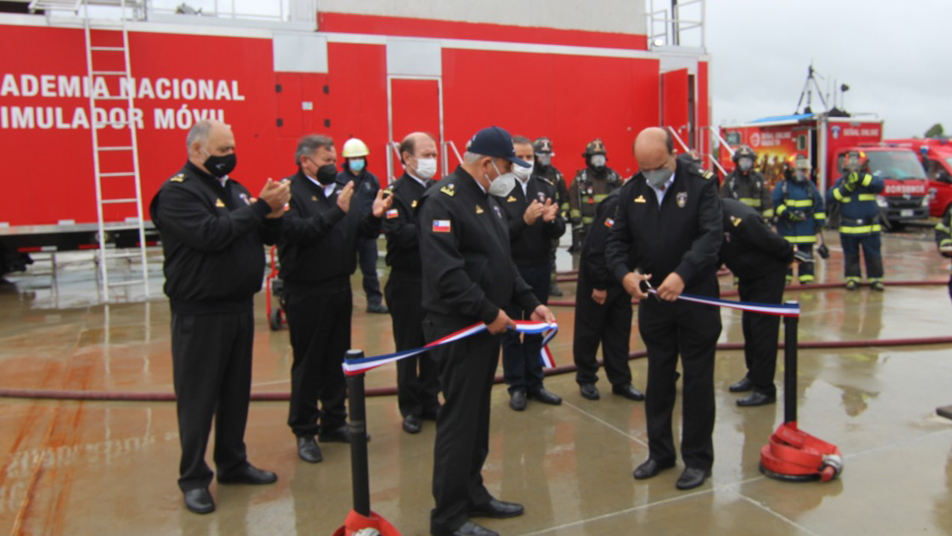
left=0, top=279, right=949, bottom=403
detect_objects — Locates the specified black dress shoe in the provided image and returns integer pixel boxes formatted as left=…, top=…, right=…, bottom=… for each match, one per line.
left=431, top=520, right=499, bottom=536
left=676, top=467, right=711, bottom=490
left=579, top=383, right=600, bottom=400
left=183, top=488, right=215, bottom=514
left=528, top=387, right=562, bottom=405
left=297, top=436, right=323, bottom=463
left=366, top=302, right=389, bottom=314
left=729, top=377, right=753, bottom=393
left=509, top=390, right=527, bottom=411
left=217, top=464, right=278, bottom=485
left=736, top=391, right=776, bottom=407
left=633, top=458, right=675, bottom=480
left=612, top=383, right=645, bottom=401
left=468, top=498, right=525, bottom=519
left=402, top=414, right=422, bottom=434
left=319, top=425, right=371, bottom=443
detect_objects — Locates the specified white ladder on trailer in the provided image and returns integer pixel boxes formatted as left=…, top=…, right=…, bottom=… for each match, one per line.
left=80, top=0, right=150, bottom=301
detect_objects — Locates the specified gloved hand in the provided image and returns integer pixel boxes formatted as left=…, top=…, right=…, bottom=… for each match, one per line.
left=844, top=172, right=859, bottom=192
left=817, top=243, right=830, bottom=259
left=793, top=249, right=814, bottom=264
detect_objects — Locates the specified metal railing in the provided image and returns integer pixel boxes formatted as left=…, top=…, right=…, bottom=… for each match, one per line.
left=646, top=0, right=706, bottom=49
left=441, top=140, right=464, bottom=178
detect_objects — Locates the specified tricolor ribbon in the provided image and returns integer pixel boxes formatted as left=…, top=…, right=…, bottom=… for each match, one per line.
left=647, top=290, right=800, bottom=317
left=343, top=321, right=559, bottom=376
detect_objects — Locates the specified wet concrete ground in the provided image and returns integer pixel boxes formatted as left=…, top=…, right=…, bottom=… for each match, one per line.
left=1, top=229, right=951, bottom=536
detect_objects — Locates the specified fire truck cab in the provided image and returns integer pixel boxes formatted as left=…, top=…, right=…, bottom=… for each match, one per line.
left=883, top=138, right=952, bottom=219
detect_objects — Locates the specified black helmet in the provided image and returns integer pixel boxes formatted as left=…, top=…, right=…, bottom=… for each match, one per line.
left=533, top=137, right=554, bottom=155
left=583, top=138, right=607, bottom=157
left=732, top=145, right=756, bottom=163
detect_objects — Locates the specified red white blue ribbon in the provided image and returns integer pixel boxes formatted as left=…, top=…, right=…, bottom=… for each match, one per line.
left=648, top=290, right=800, bottom=317
left=343, top=321, right=559, bottom=376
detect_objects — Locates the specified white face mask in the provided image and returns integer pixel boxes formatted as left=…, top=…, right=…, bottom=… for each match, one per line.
left=487, top=159, right=517, bottom=196
left=413, top=157, right=437, bottom=180
left=738, top=157, right=753, bottom=172
left=513, top=162, right=533, bottom=181
left=590, top=154, right=606, bottom=168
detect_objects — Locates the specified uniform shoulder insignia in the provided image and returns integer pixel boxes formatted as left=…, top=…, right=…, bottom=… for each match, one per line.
left=440, top=184, right=456, bottom=197
left=475, top=204, right=484, bottom=214
left=730, top=215, right=743, bottom=227
left=215, top=199, right=225, bottom=208
left=634, top=195, right=646, bottom=203
left=383, top=185, right=394, bottom=195
left=411, top=199, right=418, bottom=208
left=170, top=174, right=186, bottom=183
left=507, top=195, right=518, bottom=203
left=701, top=169, right=714, bottom=180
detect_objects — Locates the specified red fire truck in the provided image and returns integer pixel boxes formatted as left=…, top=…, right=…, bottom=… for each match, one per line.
left=882, top=138, right=952, bottom=219
left=0, top=0, right=712, bottom=284
left=718, top=113, right=930, bottom=225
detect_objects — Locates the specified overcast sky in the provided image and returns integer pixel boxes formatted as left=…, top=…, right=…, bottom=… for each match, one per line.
left=706, top=0, right=952, bottom=138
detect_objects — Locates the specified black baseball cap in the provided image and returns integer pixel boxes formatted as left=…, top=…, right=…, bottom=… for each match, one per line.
left=466, top=126, right=531, bottom=168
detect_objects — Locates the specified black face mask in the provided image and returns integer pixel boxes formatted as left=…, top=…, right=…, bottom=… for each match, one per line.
left=204, top=153, right=236, bottom=178
left=316, top=163, right=338, bottom=185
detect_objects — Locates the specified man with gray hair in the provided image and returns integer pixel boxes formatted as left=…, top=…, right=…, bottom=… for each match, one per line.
left=418, top=126, right=556, bottom=536
left=150, top=120, right=289, bottom=514
left=278, top=134, right=392, bottom=463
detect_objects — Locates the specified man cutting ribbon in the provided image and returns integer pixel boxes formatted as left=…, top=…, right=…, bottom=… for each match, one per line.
left=605, top=127, right=723, bottom=492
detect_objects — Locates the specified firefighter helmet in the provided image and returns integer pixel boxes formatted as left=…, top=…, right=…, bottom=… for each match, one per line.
left=342, top=138, right=370, bottom=158
left=842, top=150, right=868, bottom=172
left=533, top=137, right=554, bottom=155
left=784, top=153, right=811, bottom=171
left=731, top=145, right=756, bottom=163
left=583, top=138, right=607, bottom=157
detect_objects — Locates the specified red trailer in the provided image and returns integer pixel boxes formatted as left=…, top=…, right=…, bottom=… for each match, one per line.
left=0, top=1, right=711, bottom=286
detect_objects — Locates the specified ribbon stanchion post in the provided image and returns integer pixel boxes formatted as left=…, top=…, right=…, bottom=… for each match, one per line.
left=334, top=350, right=401, bottom=536
left=760, top=300, right=843, bottom=483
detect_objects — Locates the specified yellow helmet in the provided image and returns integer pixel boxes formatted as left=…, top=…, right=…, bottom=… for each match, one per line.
left=342, top=138, right=370, bottom=158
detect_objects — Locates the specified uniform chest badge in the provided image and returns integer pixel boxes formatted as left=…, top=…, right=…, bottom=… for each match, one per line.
left=537, top=192, right=547, bottom=203
left=507, top=195, right=517, bottom=203
left=386, top=209, right=399, bottom=219
left=634, top=195, right=646, bottom=203
left=676, top=192, right=688, bottom=208
left=215, top=199, right=225, bottom=208
left=432, top=220, right=451, bottom=233
left=170, top=174, right=185, bottom=183
left=312, top=195, right=318, bottom=202
left=440, top=184, right=456, bottom=197
left=475, top=205, right=484, bottom=214
left=239, top=193, right=251, bottom=205
left=730, top=215, right=743, bottom=227
left=604, top=218, right=614, bottom=228
left=411, top=200, right=418, bottom=208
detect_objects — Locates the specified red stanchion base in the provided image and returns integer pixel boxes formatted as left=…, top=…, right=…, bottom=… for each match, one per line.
left=332, top=510, right=401, bottom=536
left=760, top=422, right=843, bottom=483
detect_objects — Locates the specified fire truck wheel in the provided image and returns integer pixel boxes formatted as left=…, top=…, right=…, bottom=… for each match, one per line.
left=269, top=307, right=283, bottom=331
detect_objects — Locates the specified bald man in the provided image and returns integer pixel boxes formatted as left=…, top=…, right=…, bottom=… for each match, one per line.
left=605, top=127, right=723, bottom=491
left=384, top=132, right=442, bottom=434
left=150, top=120, right=289, bottom=513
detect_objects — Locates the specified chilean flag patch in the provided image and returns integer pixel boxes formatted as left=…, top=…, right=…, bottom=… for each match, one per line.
left=386, top=209, right=399, bottom=219
left=604, top=218, right=614, bottom=228
left=432, top=220, right=451, bottom=233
